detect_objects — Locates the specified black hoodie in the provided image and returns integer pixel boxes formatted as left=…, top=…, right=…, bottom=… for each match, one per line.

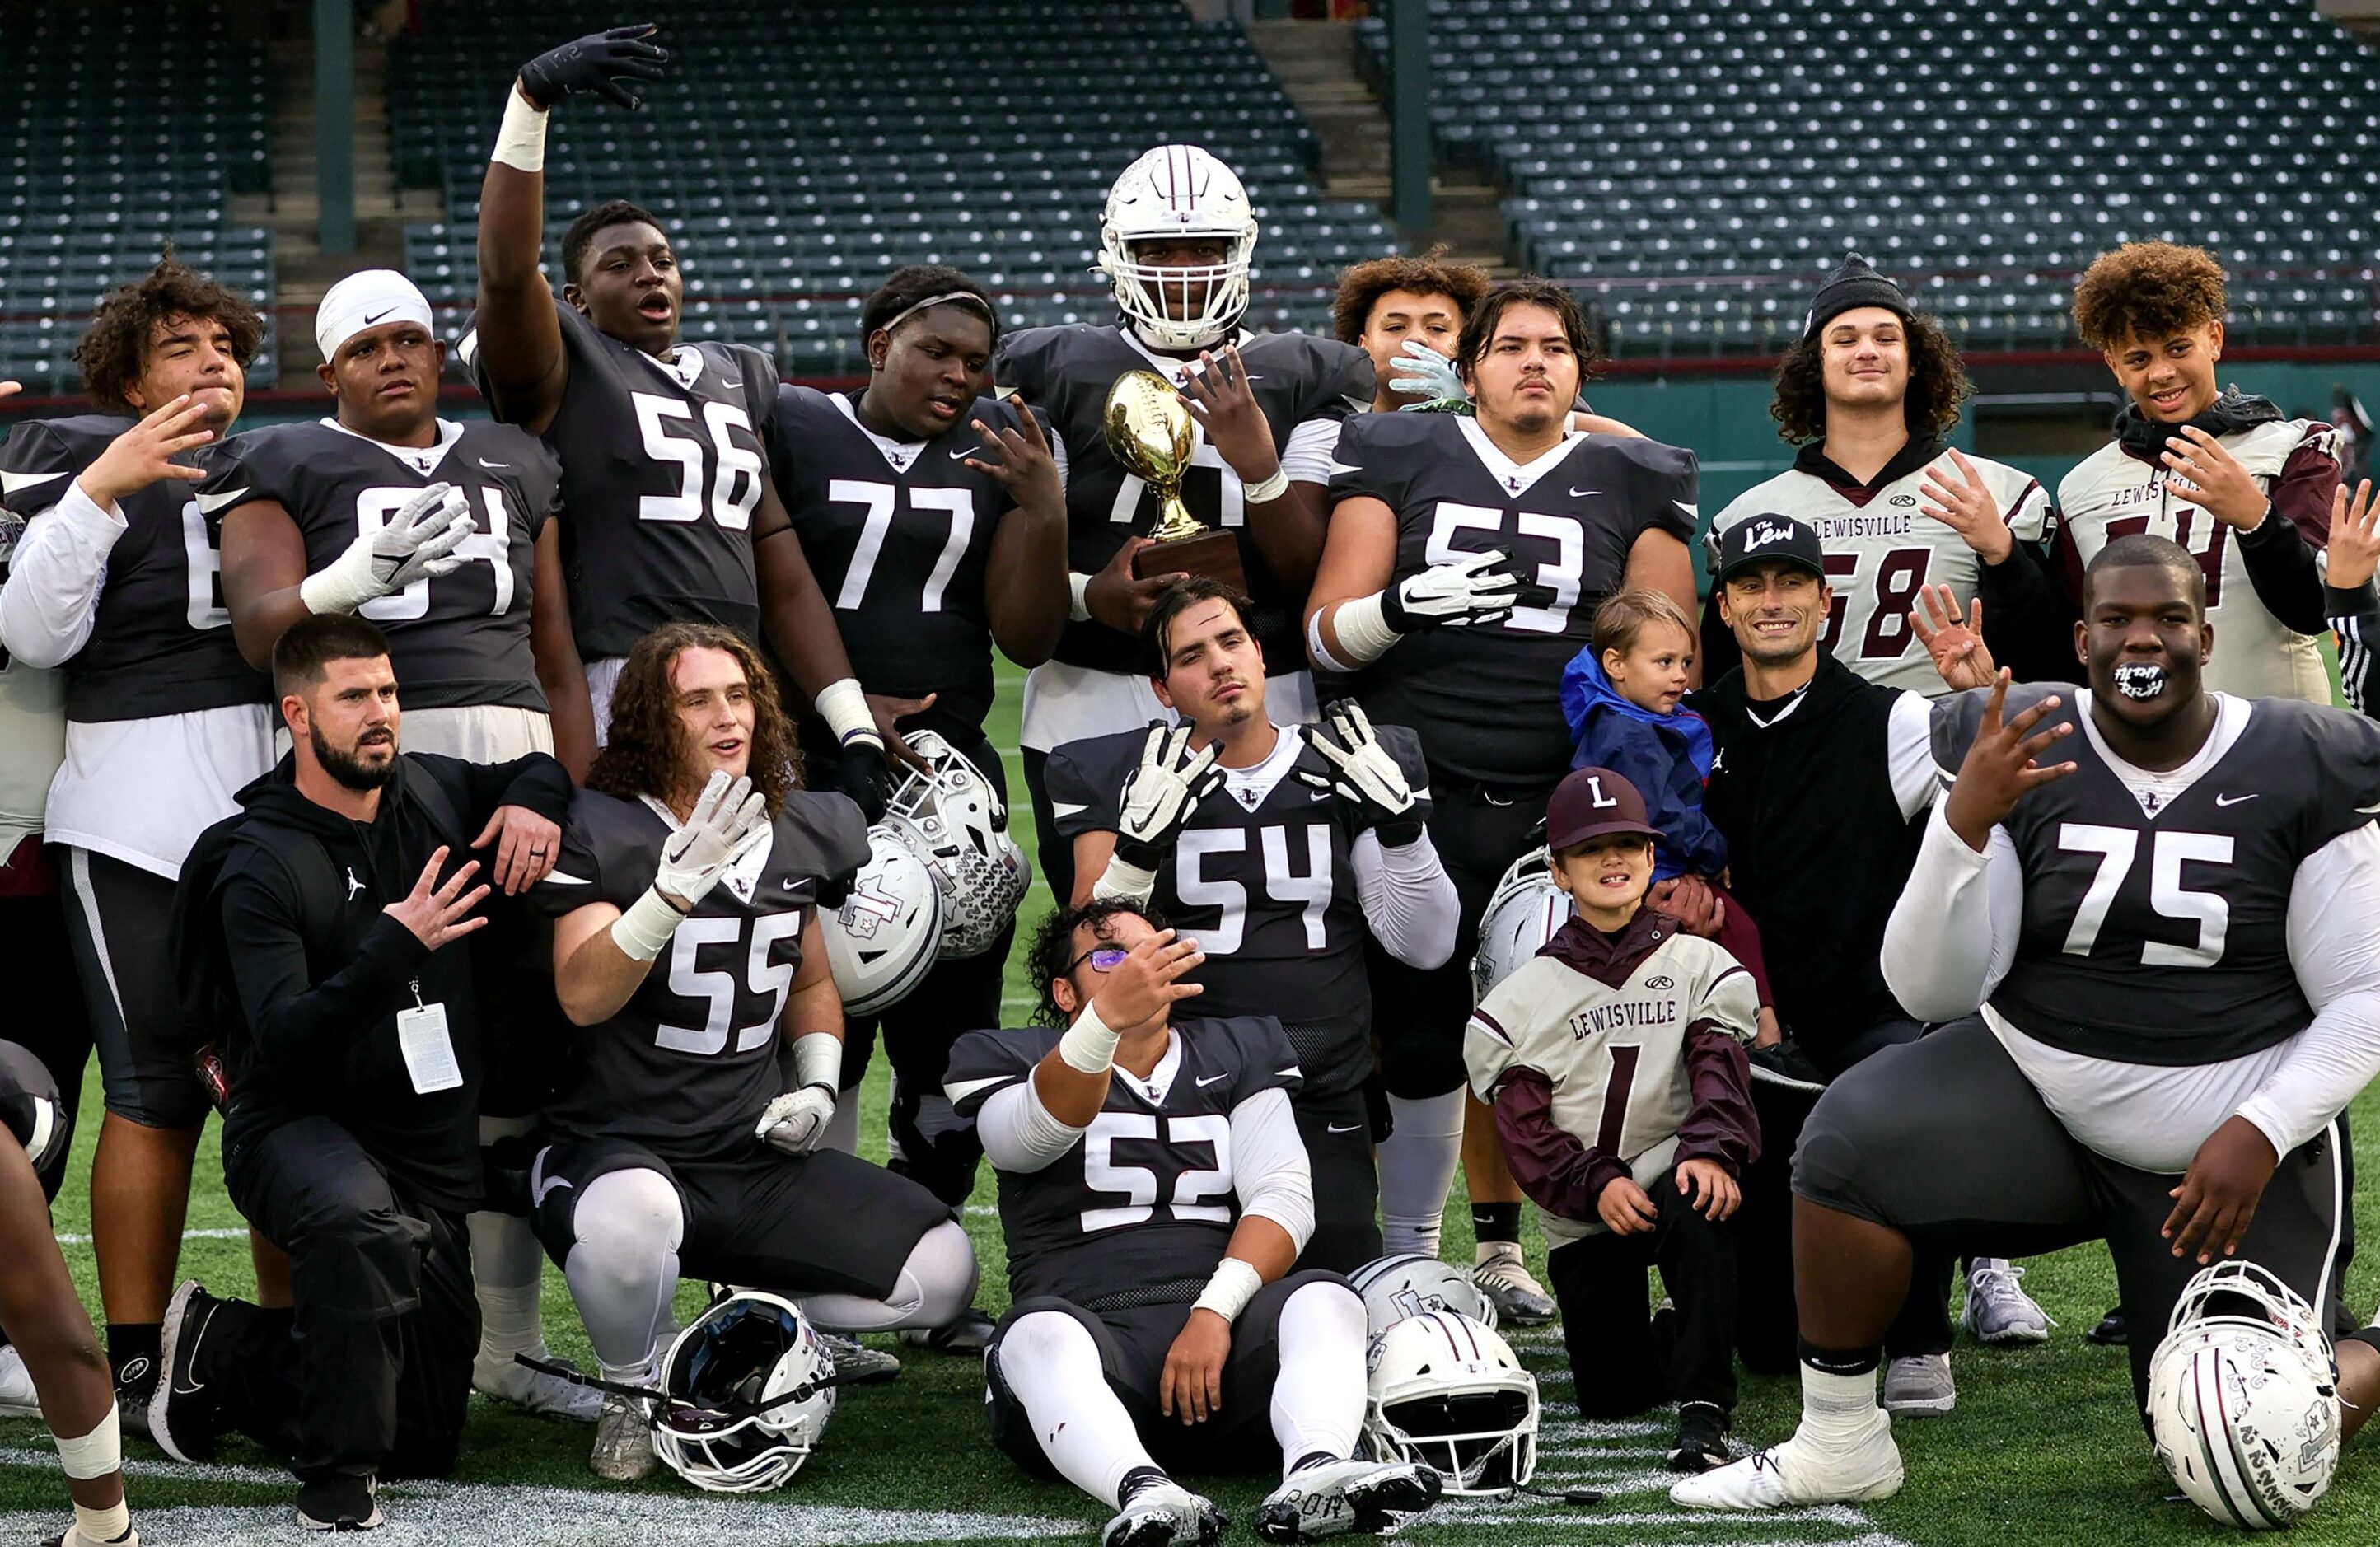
left=206, top=749, right=569, bottom=1211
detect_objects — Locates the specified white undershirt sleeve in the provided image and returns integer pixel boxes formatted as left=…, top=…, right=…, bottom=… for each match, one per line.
left=1228, top=1086, right=1315, bottom=1250
left=1350, top=828, right=1460, bottom=970
left=1881, top=801, right=2022, bottom=1022
left=0, top=484, right=125, bottom=668
left=1885, top=690, right=1940, bottom=820
left=973, top=1078, right=1088, bottom=1174
left=2233, top=823, right=2380, bottom=1157
left=1279, top=418, right=1345, bottom=486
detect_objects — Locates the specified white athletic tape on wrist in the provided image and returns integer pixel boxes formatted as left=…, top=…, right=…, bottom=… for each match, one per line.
left=815, top=676, right=882, bottom=750
left=297, top=544, right=381, bottom=617
left=1091, top=855, right=1157, bottom=904
left=610, top=886, right=685, bottom=962
left=792, top=1031, right=842, bottom=1091
left=1058, top=999, right=1121, bottom=1075
left=492, top=86, right=549, bottom=172
left=1068, top=571, right=1094, bottom=624
left=74, top=1499, right=130, bottom=1545
left=1193, top=1256, right=1264, bottom=1324
left=1241, top=467, right=1291, bottom=505
left=1325, top=592, right=1400, bottom=665
left=54, top=1408, right=121, bottom=1479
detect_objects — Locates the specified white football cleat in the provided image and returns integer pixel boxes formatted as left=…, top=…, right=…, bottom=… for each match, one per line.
left=1102, top=1479, right=1223, bottom=1547
left=1255, top=1456, right=1442, bottom=1540
left=475, top=1349, right=603, bottom=1422
left=1670, top=1415, right=1902, bottom=1509
left=0, top=1345, right=43, bottom=1417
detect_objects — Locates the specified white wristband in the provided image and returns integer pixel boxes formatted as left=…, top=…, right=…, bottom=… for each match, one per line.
left=815, top=676, right=882, bottom=750
left=492, top=85, right=549, bottom=173
left=1091, top=855, right=1157, bottom=904
left=610, top=886, right=685, bottom=963
left=1068, top=570, right=1094, bottom=623
left=1242, top=467, right=1291, bottom=505
left=54, top=1406, right=121, bottom=1480
left=1058, top=998, right=1121, bottom=1075
left=1322, top=592, right=1402, bottom=666
left=1192, top=1256, right=1265, bottom=1324
left=792, top=1030, right=842, bottom=1091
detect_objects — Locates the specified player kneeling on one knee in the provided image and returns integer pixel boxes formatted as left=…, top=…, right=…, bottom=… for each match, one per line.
left=1466, top=768, right=1760, bottom=1474
left=531, top=624, right=977, bottom=1485
left=951, top=899, right=1442, bottom=1546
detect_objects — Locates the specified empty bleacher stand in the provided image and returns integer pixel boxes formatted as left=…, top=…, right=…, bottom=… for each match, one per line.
left=0, top=2, right=276, bottom=394
left=392, top=0, right=1396, bottom=376
left=1356, top=0, right=2380, bottom=358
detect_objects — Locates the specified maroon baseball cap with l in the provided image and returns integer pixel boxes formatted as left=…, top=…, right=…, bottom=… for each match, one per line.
left=1546, top=766, right=1662, bottom=852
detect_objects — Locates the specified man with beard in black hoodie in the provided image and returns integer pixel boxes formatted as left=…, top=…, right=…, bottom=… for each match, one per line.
left=154, top=612, right=568, bottom=1531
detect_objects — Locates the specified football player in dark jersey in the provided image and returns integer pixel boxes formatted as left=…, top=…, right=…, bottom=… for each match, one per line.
left=951, top=898, right=1440, bottom=1547
left=208, top=269, right=599, bottom=1423
left=0, top=259, right=282, bottom=1432
left=770, top=266, right=1066, bottom=1288
left=531, top=623, right=976, bottom=1481
left=1047, top=578, right=1458, bottom=1272
left=994, top=143, right=1376, bottom=904
left=1677, top=535, right=2380, bottom=1510
left=1307, top=279, right=1698, bottom=1274
left=468, top=22, right=895, bottom=814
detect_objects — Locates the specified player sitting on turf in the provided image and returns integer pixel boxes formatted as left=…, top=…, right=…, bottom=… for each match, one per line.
left=530, top=622, right=977, bottom=1482
left=1559, top=588, right=1778, bottom=1046
left=948, top=900, right=1442, bottom=1547
left=1675, top=535, right=2380, bottom=1512
left=1466, top=766, right=1759, bottom=1475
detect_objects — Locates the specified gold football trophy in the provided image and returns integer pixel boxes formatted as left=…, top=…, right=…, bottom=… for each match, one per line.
left=1103, top=369, right=1246, bottom=590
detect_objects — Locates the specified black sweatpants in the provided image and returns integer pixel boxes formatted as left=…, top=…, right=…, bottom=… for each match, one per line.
left=1292, top=1086, right=1383, bottom=1273
left=0, top=851, right=92, bottom=1161
left=219, top=1115, right=477, bottom=1483
left=839, top=921, right=1012, bottom=1210
left=1549, top=1171, right=1737, bottom=1418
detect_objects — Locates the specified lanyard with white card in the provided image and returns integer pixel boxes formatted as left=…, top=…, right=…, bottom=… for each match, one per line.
left=395, top=978, right=464, bottom=1095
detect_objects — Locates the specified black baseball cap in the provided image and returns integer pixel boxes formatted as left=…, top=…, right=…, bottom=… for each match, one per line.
left=1712, top=514, right=1826, bottom=584
left=1546, top=767, right=1662, bottom=852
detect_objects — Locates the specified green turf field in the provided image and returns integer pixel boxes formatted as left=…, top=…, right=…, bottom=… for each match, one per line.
left=3, top=657, right=2377, bottom=1545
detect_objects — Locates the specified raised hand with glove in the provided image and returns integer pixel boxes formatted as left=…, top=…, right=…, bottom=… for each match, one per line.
left=1389, top=339, right=1472, bottom=415
left=1094, top=722, right=1225, bottom=903
left=607, top=771, right=773, bottom=962
left=517, top=23, right=669, bottom=111
left=757, top=1031, right=843, bottom=1156
left=298, top=482, right=477, bottom=616
left=1297, top=699, right=1424, bottom=846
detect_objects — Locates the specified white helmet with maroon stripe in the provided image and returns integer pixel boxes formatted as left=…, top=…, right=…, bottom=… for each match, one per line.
left=2147, top=1260, right=2340, bottom=1528
left=1471, top=845, right=1573, bottom=1001
left=1097, top=144, right=1257, bottom=352
left=1363, top=1311, right=1537, bottom=1497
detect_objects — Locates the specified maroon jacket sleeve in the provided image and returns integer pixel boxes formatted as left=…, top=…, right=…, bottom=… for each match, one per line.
left=1489, top=1067, right=1631, bottom=1222
left=1673, top=1023, right=1761, bottom=1175
left=2234, top=435, right=2340, bottom=637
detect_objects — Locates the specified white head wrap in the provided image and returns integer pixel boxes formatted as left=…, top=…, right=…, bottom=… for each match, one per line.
left=315, top=269, right=435, bottom=362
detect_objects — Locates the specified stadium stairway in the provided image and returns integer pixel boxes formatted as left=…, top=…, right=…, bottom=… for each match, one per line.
left=1247, top=18, right=1511, bottom=278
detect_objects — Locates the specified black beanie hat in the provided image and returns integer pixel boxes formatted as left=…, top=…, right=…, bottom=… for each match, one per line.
left=1802, top=253, right=1911, bottom=341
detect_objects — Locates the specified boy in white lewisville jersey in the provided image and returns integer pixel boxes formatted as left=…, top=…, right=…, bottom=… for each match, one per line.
left=1466, top=767, right=1759, bottom=1476
left=2056, top=241, right=2340, bottom=704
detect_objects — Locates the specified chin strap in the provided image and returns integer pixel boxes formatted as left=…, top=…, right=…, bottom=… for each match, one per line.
left=512, top=1352, right=864, bottom=1418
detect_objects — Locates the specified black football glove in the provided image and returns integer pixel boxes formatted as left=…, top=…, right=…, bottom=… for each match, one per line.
left=835, top=740, right=897, bottom=825
left=517, top=23, right=668, bottom=111
left=1296, top=699, right=1424, bottom=846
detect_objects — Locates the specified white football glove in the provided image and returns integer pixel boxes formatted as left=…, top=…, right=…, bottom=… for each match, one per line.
left=299, top=482, right=476, bottom=615
left=656, top=770, right=771, bottom=910
left=1381, top=548, right=1522, bottom=631
left=1115, top=721, right=1225, bottom=871
left=1297, top=699, right=1423, bottom=842
left=756, top=1086, right=836, bottom=1154
left=1389, top=338, right=1467, bottom=410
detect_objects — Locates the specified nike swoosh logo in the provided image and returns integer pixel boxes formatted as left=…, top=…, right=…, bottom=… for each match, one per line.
left=718, top=377, right=743, bottom=390
left=363, top=308, right=395, bottom=326
left=951, top=446, right=984, bottom=460
left=2359, top=801, right=2380, bottom=815
left=1326, top=1122, right=1362, bottom=1134
left=541, top=870, right=591, bottom=886
left=2214, top=793, right=2258, bottom=807
left=478, top=458, right=511, bottom=470
left=195, top=487, right=251, bottom=515
left=782, top=877, right=799, bottom=890
left=0, top=469, right=68, bottom=496
left=1195, top=1073, right=1228, bottom=1087
left=1569, top=488, right=1601, bottom=498
left=1308, top=788, right=1334, bottom=802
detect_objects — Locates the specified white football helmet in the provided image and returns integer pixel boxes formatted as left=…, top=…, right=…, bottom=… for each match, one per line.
left=1097, top=144, right=1257, bottom=352
left=1348, top=1253, right=1499, bottom=1338
left=2147, top=1260, right=2340, bottom=1529
left=651, top=1291, right=836, bottom=1493
left=821, top=824, right=945, bottom=1017
left=884, top=730, right=1031, bottom=960
left=1363, top=1311, right=1538, bottom=1497
left=1471, top=846, right=1573, bottom=1001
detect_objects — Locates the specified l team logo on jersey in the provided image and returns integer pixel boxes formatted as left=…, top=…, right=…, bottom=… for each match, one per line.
left=1568, top=997, right=1680, bottom=1039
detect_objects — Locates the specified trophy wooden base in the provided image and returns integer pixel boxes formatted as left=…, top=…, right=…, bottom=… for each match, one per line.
left=1132, top=529, right=1246, bottom=591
